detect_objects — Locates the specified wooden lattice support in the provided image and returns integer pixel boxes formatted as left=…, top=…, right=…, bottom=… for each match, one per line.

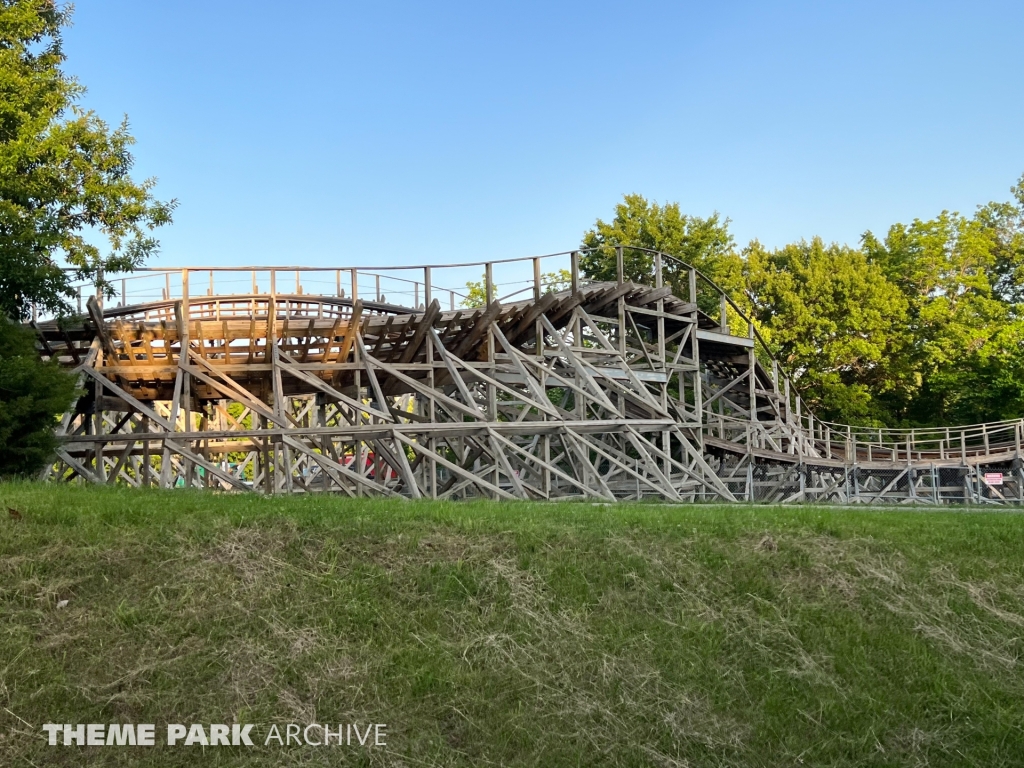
left=32, top=250, right=1024, bottom=505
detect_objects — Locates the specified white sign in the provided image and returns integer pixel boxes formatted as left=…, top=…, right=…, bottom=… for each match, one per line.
left=984, top=472, right=1004, bottom=486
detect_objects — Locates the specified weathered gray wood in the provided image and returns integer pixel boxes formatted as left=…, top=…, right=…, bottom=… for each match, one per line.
left=38, top=257, right=1024, bottom=505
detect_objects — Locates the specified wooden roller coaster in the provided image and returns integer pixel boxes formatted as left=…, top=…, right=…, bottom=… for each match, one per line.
left=31, top=247, right=1024, bottom=504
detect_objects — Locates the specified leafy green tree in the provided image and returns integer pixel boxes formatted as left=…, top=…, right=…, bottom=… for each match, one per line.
left=0, top=318, right=76, bottom=477
left=0, top=1, right=176, bottom=320
left=461, top=274, right=495, bottom=308
left=863, top=196, right=1024, bottom=425
left=464, top=270, right=569, bottom=309
left=975, top=173, right=1024, bottom=304
left=743, top=238, right=912, bottom=425
left=580, top=194, right=744, bottom=314
left=582, top=176, right=1024, bottom=428
left=541, top=269, right=572, bottom=293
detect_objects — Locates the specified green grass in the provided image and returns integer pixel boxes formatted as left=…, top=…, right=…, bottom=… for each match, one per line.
left=2, top=483, right=1024, bottom=766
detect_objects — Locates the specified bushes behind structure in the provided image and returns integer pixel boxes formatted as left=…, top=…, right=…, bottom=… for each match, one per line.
left=0, top=318, right=77, bottom=478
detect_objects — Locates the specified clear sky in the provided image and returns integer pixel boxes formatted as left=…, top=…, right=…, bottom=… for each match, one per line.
left=65, top=0, right=1024, bottom=270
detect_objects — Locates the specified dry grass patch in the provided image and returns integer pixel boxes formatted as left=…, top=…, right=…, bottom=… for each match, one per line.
left=2, top=485, right=1024, bottom=766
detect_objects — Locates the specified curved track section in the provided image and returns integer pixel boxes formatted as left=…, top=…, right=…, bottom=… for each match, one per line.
left=34, top=249, right=1024, bottom=504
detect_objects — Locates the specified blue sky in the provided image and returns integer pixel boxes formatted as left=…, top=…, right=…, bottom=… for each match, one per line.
left=66, top=0, right=1023, bottom=271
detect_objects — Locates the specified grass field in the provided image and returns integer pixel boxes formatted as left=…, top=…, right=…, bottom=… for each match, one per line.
left=2, top=484, right=1024, bottom=766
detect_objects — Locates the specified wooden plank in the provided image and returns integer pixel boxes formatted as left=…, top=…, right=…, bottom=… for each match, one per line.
left=583, top=281, right=636, bottom=315
left=370, top=314, right=395, bottom=356
left=276, top=348, right=392, bottom=422
left=392, top=430, right=513, bottom=500
left=60, top=328, right=82, bottom=364
left=363, top=346, right=482, bottom=421
left=386, top=430, right=422, bottom=498
left=321, top=313, right=347, bottom=362
left=545, top=290, right=589, bottom=326
left=452, top=300, right=501, bottom=359
left=113, top=319, right=139, bottom=366
left=86, top=296, right=118, bottom=359
left=332, top=299, right=363, bottom=365
left=381, top=316, right=416, bottom=364
left=505, top=291, right=557, bottom=344
left=300, top=318, right=316, bottom=362
left=629, top=285, right=674, bottom=306
left=396, top=299, right=440, bottom=365
left=29, top=321, right=56, bottom=358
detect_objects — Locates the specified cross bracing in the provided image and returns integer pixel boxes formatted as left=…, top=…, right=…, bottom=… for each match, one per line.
left=30, top=248, right=1024, bottom=504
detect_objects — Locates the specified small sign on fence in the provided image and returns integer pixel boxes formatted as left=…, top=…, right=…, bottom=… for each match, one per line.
left=984, top=472, right=1004, bottom=486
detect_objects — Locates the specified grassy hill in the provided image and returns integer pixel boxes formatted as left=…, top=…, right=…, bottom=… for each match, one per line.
left=2, top=483, right=1024, bottom=766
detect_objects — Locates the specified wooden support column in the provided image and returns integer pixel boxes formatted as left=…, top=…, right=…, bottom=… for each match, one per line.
left=615, top=247, right=627, bottom=417
left=93, top=406, right=106, bottom=483
left=570, top=251, right=582, bottom=350
left=485, top=264, right=498, bottom=486
left=141, top=415, right=151, bottom=486
left=270, top=345, right=293, bottom=493
left=748, top=321, right=757, bottom=432
left=691, top=301, right=703, bottom=450
left=177, top=277, right=194, bottom=488
left=533, top=257, right=543, bottom=357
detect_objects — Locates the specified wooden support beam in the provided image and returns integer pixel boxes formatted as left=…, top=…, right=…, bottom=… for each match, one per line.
left=86, top=296, right=118, bottom=360
left=46, top=270, right=1019, bottom=505
left=452, top=300, right=501, bottom=360
left=336, top=299, right=363, bottom=364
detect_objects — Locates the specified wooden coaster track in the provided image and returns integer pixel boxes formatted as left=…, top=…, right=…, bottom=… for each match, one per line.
left=31, top=247, right=1024, bottom=504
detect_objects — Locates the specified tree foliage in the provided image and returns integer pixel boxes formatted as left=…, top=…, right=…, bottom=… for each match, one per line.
left=0, top=318, right=76, bottom=477
left=583, top=174, right=1024, bottom=427
left=0, top=0, right=176, bottom=320
left=743, top=238, right=911, bottom=424
left=863, top=200, right=1024, bottom=425
left=541, top=269, right=572, bottom=293
left=580, top=194, right=743, bottom=314
left=462, top=274, right=494, bottom=308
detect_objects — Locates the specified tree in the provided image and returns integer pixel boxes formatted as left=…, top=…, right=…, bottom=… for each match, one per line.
left=579, top=194, right=744, bottom=314
left=863, top=198, right=1024, bottom=425
left=975, top=173, right=1024, bottom=304
left=0, top=1, right=176, bottom=320
left=461, top=274, right=495, bottom=308
left=0, top=317, right=77, bottom=477
left=743, top=238, right=913, bottom=425
left=463, top=269, right=570, bottom=309
left=581, top=177, right=1024, bottom=428
left=541, top=269, right=572, bottom=293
